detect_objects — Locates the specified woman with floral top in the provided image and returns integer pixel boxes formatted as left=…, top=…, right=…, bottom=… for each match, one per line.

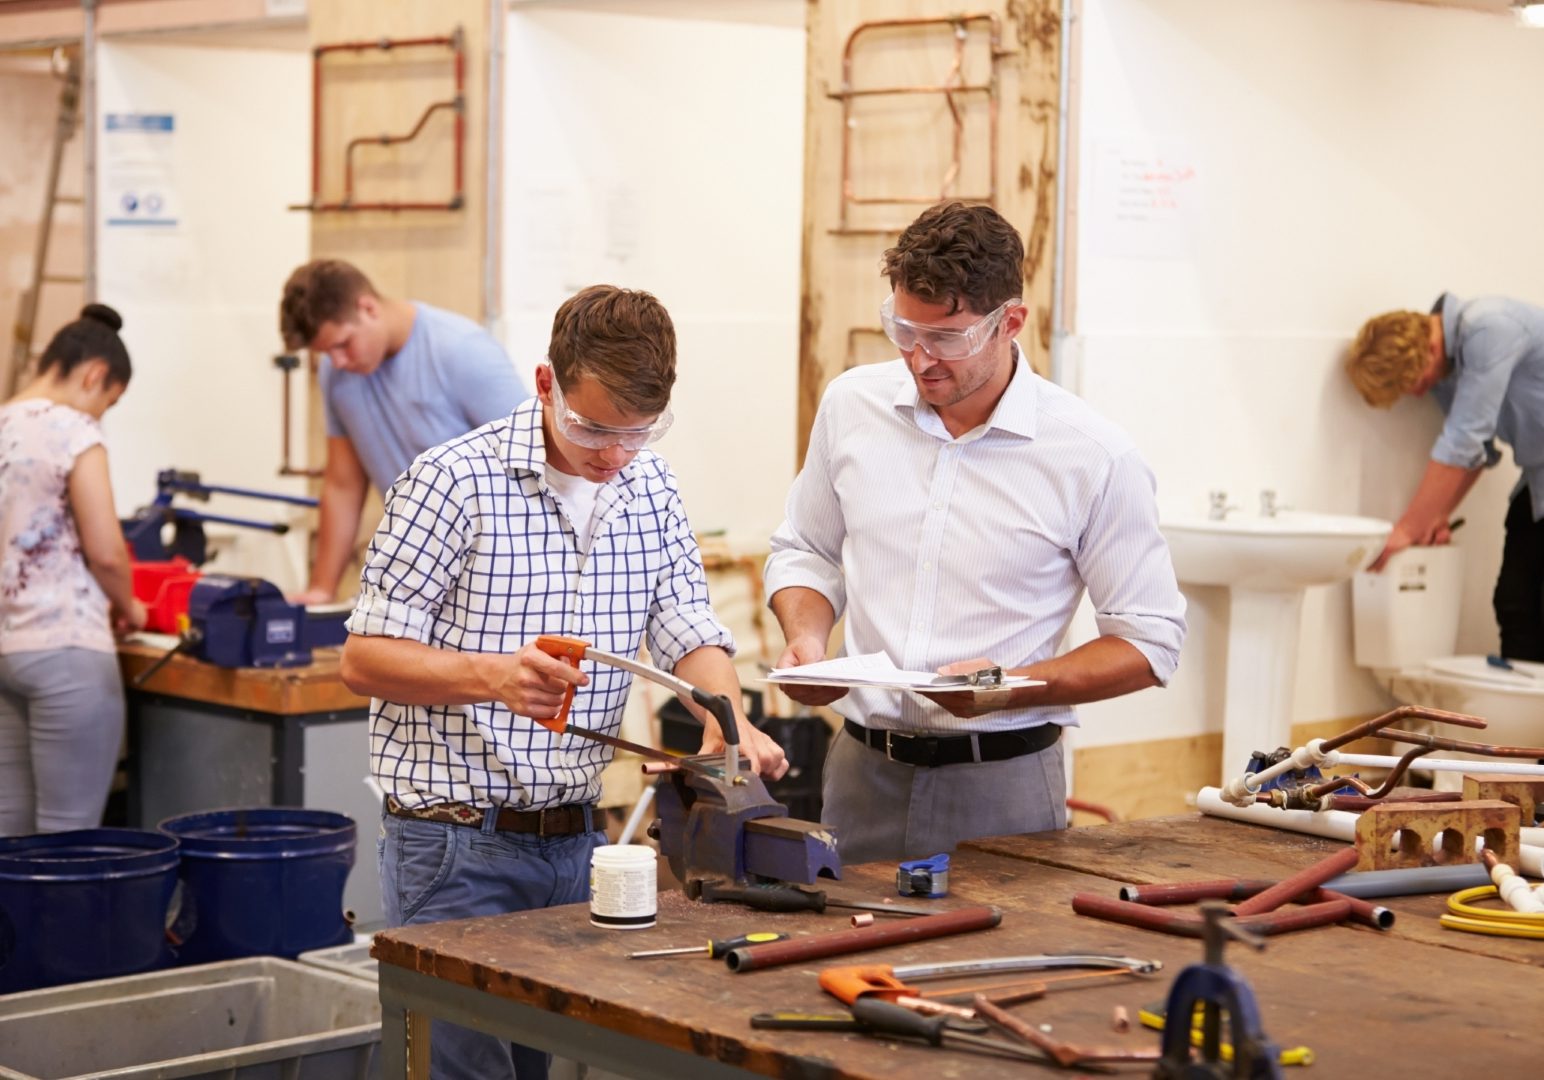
left=0, top=304, right=144, bottom=835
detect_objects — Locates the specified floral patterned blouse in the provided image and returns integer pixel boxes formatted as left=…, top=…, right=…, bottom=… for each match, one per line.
left=0, top=400, right=114, bottom=655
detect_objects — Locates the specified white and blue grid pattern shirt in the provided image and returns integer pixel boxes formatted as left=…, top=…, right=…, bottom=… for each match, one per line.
left=765, top=347, right=1186, bottom=735
left=347, top=397, right=734, bottom=811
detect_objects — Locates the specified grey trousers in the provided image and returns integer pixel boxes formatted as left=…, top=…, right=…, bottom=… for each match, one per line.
left=0, top=648, right=125, bottom=835
left=820, top=725, right=1067, bottom=865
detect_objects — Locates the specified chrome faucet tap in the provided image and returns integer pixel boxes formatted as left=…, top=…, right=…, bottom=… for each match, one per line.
left=1208, top=490, right=1240, bottom=521
left=1260, top=489, right=1290, bottom=518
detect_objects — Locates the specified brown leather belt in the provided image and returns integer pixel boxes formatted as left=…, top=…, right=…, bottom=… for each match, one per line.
left=385, top=796, right=595, bottom=837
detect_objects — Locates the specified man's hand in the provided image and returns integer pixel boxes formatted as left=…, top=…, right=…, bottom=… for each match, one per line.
left=773, top=636, right=848, bottom=707
left=919, top=656, right=1014, bottom=718
left=111, top=598, right=148, bottom=638
left=479, top=644, right=589, bottom=722
left=1369, top=517, right=1452, bottom=572
left=699, top=714, right=790, bottom=781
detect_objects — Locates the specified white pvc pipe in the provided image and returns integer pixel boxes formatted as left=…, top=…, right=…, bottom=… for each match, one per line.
left=1197, top=786, right=1544, bottom=878
left=1333, top=753, right=1544, bottom=778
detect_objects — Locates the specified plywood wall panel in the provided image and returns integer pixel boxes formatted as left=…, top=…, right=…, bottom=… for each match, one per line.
left=798, top=0, right=1061, bottom=461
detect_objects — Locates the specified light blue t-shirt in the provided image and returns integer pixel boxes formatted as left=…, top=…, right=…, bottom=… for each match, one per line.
left=320, top=302, right=529, bottom=492
left=1430, top=293, right=1544, bottom=521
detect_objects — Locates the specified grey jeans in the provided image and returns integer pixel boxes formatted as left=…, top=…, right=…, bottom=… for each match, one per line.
left=820, top=724, right=1067, bottom=865
left=0, top=648, right=125, bottom=835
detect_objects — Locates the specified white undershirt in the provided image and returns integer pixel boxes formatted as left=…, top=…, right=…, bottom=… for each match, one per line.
left=543, top=465, right=604, bottom=553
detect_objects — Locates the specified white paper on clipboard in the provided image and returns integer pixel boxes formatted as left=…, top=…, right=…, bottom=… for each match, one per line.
left=763, top=651, right=1044, bottom=693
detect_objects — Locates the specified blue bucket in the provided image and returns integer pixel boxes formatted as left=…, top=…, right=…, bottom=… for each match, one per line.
left=0, top=828, right=179, bottom=993
left=159, top=808, right=355, bottom=964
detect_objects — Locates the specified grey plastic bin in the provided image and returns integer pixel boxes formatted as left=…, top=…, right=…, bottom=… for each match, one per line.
left=297, top=941, right=377, bottom=983
left=0, top=957, right=379, bottom=1080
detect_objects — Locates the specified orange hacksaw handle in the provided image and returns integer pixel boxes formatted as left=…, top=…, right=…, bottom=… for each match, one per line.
left=533, top=635, right=590, bottom=733
left=818, top=965, right=914, bottom=1005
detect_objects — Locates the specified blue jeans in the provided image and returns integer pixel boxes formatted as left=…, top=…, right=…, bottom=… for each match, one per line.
left=379, top=806, right=606, bottom=1080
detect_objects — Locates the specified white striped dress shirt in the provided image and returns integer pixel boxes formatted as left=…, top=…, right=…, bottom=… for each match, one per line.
left=765, top=348, right=1186, bottom=734
left=348, top=398, right=734, bottom=810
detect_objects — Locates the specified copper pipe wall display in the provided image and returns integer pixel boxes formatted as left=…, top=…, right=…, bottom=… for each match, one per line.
left=294, top=27, right=466, bottom=213
left=273, top=354, right=323, bottom=479
left=828, top=14, right=1010, bottom=236
left=724, top=905, right=1002, bottom=973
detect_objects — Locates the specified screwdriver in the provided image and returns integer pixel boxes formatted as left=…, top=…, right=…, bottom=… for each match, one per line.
left=700, top=881, right=939, bottom=917
left=629, top=931, right=789, bottom=959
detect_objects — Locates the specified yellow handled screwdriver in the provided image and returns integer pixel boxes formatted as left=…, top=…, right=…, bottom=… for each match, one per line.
left=629, top=932, right=789, bottom=959
left=1138, top=1006, right=1315, bottom=1067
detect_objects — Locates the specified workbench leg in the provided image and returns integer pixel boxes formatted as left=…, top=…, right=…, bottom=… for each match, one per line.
left=408, top=1010, right=432, bottom=1078
left=380, top=995, right=408, bottom=1080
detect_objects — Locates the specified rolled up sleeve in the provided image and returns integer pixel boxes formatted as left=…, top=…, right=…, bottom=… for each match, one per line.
left=1076, top=449, right=1188, bottom=684
left=346, top=458, right=471, bottom=644
left=765, top=403, right=848, bottom=617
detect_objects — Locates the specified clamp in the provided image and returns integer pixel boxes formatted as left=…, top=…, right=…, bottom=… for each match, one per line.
left=897, top=853, right=950, bottom=898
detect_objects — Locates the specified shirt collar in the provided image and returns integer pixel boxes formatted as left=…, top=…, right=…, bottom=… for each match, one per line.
left=892, top=342, right=1039, bottom=441
left=1434, top=291, right=1462, bottom=368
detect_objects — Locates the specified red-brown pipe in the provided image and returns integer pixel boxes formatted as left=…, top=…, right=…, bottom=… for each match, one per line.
left=1119, top=880, right=1266, bottom=906
left=723, top=906, right=1001, bottom=973
left=1232, top=846, right=1360, bottom=917
left=1074, top=893, right=1353, bottom=938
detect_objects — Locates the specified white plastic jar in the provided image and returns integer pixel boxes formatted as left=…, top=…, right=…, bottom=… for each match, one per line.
left=589, top=844, right=657, bottom=929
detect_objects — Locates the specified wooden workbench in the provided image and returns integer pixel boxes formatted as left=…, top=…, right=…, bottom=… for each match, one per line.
left=372, top=815, right=1544, bottom=1078
left=117, top=641, right=369, bottom=715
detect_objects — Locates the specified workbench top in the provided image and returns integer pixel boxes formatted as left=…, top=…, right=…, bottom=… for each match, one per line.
left=118, top=641, right=369, bottom=715
left=373, top=816, right=1544, bottom=1077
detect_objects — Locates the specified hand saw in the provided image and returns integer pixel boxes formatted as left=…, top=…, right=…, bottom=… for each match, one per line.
left=532, top=635, right=742, bottom=780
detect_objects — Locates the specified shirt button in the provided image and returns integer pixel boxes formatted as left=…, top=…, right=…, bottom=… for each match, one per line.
left=923, top=562, right=932, bottom=570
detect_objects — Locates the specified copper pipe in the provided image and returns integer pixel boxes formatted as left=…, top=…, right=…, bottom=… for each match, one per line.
left=276, top=355, right=324, bottom=479
left=1313, top=704, right=1485, bottom=753
left=1383, top=728, right=1544, bottom=759
left=1065, top=796, right=1120, bottom=823
left=343, top=101, right=460, bottom=203
left=974, top=994, right=1161, bottom=1066
left=724, top=906, right=1001, bottom=973
left=1232, top=846, right=1360, bottom=917
left=1324, top=791, right=1462, bottom=813
left=1118, top=879, right=1392, bottom=931
left=1073, top=893, right=1352, bottom=937
left=1312, top=888, right=1395, bottom=931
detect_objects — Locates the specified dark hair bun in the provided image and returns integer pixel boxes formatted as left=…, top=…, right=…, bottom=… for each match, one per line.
left=79, top=303, right=123, bottom=333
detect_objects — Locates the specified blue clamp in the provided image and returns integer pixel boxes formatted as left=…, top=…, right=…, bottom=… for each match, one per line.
left=897, top=853, right=950, bottom=898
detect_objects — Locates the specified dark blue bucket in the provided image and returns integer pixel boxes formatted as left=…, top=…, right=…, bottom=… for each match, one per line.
left=159, top=808, right=355, bottom=964
left=0, top=828, right=179, bottom=993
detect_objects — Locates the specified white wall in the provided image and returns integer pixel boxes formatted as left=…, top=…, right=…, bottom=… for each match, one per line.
left=1064, top=0, right=1544, bottom=749
left=501, top=2, right=805, bottom=545
left=96, top=40, right=310, bottom=587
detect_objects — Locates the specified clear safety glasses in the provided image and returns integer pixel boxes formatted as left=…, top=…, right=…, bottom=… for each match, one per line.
left=879, top=294, right=1019, bottom=362
left=549, top=373, right=673, bottom=451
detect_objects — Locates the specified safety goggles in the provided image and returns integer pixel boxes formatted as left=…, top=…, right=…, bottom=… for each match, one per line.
left=879, top=294, right=1019, bottom=362
left=549, top=372, right=673, bottom=451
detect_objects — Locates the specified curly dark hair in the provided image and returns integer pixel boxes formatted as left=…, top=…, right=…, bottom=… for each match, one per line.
left=881, top=202, right=1024, bottom=316
left=278, top=260, right=378, bottom=350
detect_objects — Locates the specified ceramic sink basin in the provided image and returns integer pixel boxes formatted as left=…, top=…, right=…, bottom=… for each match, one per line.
left=1160, top=511, right=1393, bottom=592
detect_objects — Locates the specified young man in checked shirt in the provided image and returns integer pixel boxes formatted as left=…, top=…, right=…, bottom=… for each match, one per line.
left=340, top=285, right=787, bottom=1080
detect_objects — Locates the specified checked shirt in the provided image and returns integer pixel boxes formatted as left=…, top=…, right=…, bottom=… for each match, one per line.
left=347, top=396, right=733, bottom=811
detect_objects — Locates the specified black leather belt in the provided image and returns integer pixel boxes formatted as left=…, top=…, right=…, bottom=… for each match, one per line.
left=386, top=796, right=595, bottom=836
left=844, top=718, right=1061, bottom=768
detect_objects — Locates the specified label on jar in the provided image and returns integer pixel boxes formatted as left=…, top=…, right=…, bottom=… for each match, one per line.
left=589, top=844, right=657, bottom=929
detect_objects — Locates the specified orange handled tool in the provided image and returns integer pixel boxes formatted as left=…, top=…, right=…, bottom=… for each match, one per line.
left=532, top=634, right=742, bottom=779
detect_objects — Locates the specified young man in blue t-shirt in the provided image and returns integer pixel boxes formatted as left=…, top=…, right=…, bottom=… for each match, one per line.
left=279, top=260, right=528, bottom=603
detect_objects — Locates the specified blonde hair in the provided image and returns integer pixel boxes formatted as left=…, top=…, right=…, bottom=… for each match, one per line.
left=1346, top=310, right=1430, bottom=407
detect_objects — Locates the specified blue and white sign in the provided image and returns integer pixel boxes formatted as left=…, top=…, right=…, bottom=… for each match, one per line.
left=103, top=112, right=179, bottom=228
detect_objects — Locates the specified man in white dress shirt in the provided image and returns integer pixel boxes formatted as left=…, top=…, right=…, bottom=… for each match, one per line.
left=765, top=202, right=1186, bottom=864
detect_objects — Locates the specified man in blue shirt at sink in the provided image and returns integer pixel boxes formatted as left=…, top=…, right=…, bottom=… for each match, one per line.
left=1346, top=293, right=1544, bottom=660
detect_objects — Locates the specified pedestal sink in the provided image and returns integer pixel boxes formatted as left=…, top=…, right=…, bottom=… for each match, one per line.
left=1160, top=511, right=1393, bottom=783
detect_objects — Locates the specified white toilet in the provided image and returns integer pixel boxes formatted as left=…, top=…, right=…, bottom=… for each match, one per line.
left=1352, top=546, right=1544, bottom=772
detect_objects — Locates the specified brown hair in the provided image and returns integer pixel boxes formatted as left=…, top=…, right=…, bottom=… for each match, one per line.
left=881, top=201, right=1024, bottom=316
left=547, top=285, right=676, bottom=414
left=278, top=260, right=378, bottom=350
left=1347, top=310, right=1430, bottom=407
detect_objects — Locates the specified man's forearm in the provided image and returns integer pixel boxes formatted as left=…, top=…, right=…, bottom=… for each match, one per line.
left=309, top=487, right=367, bottom=596
left=1400, top=460, right=1480, bottom=540
left=672, top=646, right=743, bottom=732
left=1011, top=636, right=1157, bottom=708
left=341, top=634, right=494, bottom=705
left=769, top=586, right=837, bottom=649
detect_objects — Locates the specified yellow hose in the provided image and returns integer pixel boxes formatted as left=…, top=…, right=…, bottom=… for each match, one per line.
left=1440, top=885, right=1544, bottom=939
